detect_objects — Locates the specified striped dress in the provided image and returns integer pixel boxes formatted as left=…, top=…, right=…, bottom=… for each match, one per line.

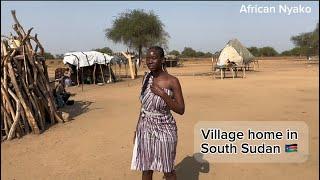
left=131, top=72, right=177, bottom=173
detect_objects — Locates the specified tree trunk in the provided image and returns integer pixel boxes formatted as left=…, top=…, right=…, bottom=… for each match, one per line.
left=138, top=45, right=142, bottom=67
left=135, top=45, right=142, bottom=77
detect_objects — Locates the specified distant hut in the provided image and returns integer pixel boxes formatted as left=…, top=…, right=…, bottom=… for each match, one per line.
left=165, top=54, right=179, bottom=67
left=61, top=51, right=116, bottom=85
left=217, top=39, right=255, bottom=66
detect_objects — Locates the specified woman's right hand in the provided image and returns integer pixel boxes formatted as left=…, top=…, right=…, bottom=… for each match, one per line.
left=150, top=83, right=166, bottom=97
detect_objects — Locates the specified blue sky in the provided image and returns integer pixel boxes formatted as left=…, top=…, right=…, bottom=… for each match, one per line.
left=1, top=1, right=319, bottom=55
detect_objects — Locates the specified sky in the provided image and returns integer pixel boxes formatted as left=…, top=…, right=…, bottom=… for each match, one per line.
left=1, top=1, right=319, bottom=55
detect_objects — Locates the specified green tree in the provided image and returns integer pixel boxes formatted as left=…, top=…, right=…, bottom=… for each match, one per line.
left=181, top=47, right=197, bottom=57
left=281, top=47, right=301, bottom=56
left=93, top=47, right=113, bottom=54
left=195, top=51, right=205, bottom=57
left=169, top=50, right=180, bottom=56
left=44, top=52, right=55, bottom=59
left=290, top=22, right=319, bottom=56
left=281, top=50, right=291, bottom=56
left=312, top=23, right=319, bottom=55
left=105, top=9, right=169, bottom=75
left=291, top=32, right=313, bottom=56
left=259, top=47, right=278, bottom=57
left=247, top=46, right=260, bottom=57
left=204, top=52, right=213, bottom=58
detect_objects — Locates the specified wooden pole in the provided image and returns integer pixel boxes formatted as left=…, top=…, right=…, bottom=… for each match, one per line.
left=121, top=52, right=135, bottom=79
left=119, top=64, right=122, bottom=79
left=73, top=54, right=80, bottom=86
left=125, top=63, right=128, bottom=78
left=108, top=63, right=112, bottom=83
left=1, top=80, right=16, bottom=121
left=93, top=63, right=96, bottom=84
left=114, top=63, right=117, bottom=81
left=1, top=103, right=10, bottom=137
left=99, top=64, right=105, bottom=84
left=77, top=68, right=79, bottom=86
left=7, top=88, right=21, bottom=140
left=7, top=62, right=40, bottom=134
left=81, top=67, right=84, bottom=91
left=211, top=57, right=214, bottom=72
left=19, top=105, right=30, bottom=134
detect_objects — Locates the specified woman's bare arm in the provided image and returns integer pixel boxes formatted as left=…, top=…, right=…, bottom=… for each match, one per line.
left=150, top=77, right=185, bottom=115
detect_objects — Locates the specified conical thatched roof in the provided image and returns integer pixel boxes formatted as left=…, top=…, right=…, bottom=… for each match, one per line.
left=217, top=39, right=255, bottom=66
left=227, top=39, right=255, bottom=64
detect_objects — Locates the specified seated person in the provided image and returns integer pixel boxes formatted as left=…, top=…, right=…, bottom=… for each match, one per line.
left=226, top=59, right=237, bottom=67
left=63, top=68, right=72, bottom=87
left=227, top=59, right=237, bottom=66
left=54, top=77, right=71, bottom=108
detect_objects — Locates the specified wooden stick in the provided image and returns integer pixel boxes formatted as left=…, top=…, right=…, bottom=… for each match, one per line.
left=37, top=73, right=56, bottom=124
left=122, top=52, right=135, bottom=79
left=22, top=46, right=29, bottom=85
left=77, top=68, right=79, bottom=86
left=93, top=63, right=96, bottom=84
left=119, top=64, right=122, bottom=79
left=32, top=92, right=45, bottom=129
left=81, top=67, right=84, bottom=91
left=7, top=89, right=21, bottom=140
left=30, top=34, right=44, bottom=56
left=19, top=68, right=43, bottom=129
left=108, top=63, right=112, bottom=83
left=11, top=10, right=34, bottom=51
left=1, top=81, right=16, bottom=121
left=26, top=83, right=45, bottom=130
left=99, top=64, right=105, bottom=84
left=33, top=58, right=58, bottom=115
left=7, top=87, right=23, bottom=138
left=114, top=63, right=117, bottom=81
left=7, top=61, right=40, bottom=134
left=1, top=103, right=10, bottom=137
left=19, top=105, right=30, bottom=134
left=1, top=40, right=9, bottom=56
left=17, top=118, right=25, bottom=136
left=33, top=82, right=63, bottom=123
left=77, top=57, right=80, bottom=86
left=25, top=47, right=38, bottom=86
left=125, top=63, right=128, bottom=78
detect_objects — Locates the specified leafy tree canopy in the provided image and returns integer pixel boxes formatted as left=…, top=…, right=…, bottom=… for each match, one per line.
left=93, top=47, right=113, bottom=54
left=44, top=52, right=55, bottom=59
left=290, top=22, right=319, bottom=56
left=105, top=9, right=169, bottom=61
left=168, top=50, right=180, bottom=56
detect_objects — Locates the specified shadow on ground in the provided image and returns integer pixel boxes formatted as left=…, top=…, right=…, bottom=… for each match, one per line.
left=60, top=100, right=93, bottom=120
left=175, top=153, right=210, bottom=180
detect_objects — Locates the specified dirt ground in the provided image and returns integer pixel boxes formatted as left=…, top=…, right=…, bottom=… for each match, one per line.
left=1, top=58, right=319, bottom=180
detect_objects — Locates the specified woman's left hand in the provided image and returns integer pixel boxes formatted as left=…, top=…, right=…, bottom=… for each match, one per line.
left=150, top=83, right=166, bottom=97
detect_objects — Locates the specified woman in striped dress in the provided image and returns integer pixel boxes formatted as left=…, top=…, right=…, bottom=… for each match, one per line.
left=131, top=46, right=185, bottom=180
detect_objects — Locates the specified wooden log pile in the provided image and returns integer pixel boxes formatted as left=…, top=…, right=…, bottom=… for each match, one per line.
left=1, top=10, right=63, bottom=141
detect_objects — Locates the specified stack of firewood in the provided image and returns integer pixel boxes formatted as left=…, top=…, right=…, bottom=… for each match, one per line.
left=1, top=10, right=63, bottom=141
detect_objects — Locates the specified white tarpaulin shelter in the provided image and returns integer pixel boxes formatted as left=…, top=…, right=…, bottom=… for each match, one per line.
left=217, top=39, right=254, bottom=66
left=61, top=51, right=116, bottom=87
left=63, top=51, right=114, bottom=69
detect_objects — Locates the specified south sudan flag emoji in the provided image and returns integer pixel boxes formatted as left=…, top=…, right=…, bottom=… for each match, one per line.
left=285, top=144, right=298, bottom=152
